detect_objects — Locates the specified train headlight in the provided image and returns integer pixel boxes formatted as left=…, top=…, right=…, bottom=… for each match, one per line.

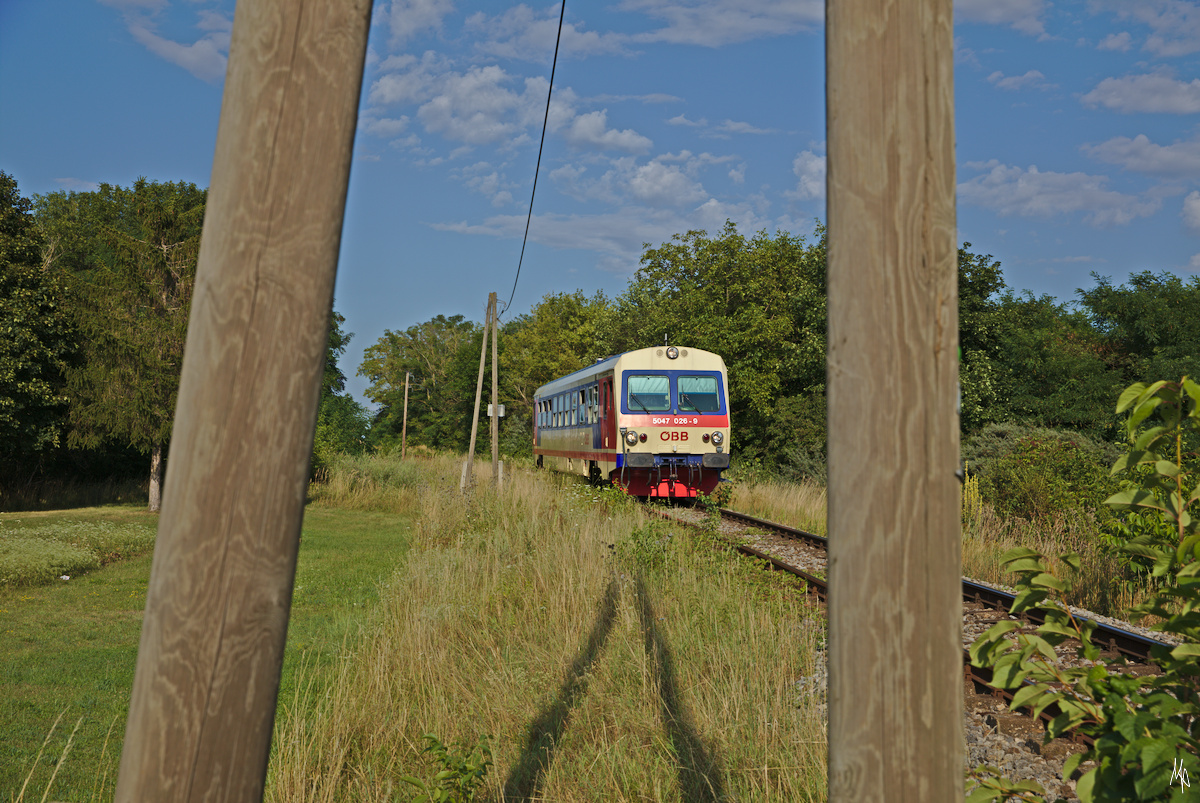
left=711, top=431, right=724, bottom=445
left=624, top=431, right=639, bottom=446
left=666, top=346, right=679, bottom=359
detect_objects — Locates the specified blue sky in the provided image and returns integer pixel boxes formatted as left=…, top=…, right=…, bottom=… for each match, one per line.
left=4, top=1, right=1200, bottom=403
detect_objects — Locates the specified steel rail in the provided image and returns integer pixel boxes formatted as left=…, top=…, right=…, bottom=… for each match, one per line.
left=712, top=505, right=1170, bottom=664
left=647, top=501, right=1180, bottom=752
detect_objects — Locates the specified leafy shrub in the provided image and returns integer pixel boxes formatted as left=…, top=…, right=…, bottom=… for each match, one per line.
left=402, top=733, right=493, bottom=803
left=969, top=378, right=1200, bottom=803
left=970, top=426, right=1120, bottom=522
left=616, top=520, right=675, bottom=571
left=963, top=422, right=1122, bottom=479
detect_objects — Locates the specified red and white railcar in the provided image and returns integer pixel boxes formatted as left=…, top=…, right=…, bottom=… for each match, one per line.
left=533, top=346, right=731, bottom=499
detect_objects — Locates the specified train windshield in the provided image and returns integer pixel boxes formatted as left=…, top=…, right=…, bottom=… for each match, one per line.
left=627, top=375, right=671, bottom=412
left=677, top=376, right=720, bottom=412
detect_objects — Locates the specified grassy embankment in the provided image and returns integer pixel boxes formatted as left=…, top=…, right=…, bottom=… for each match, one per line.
left=269, top=453, right=827, bottom=801
left=1, top=498, right=410, bottom=801
left=4, top=455, right=827, bottom=801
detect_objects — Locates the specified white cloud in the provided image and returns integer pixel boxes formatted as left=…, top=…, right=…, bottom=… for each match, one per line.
left=715, top=119, right=778, bottom=135
left=955, top=36, right=980, bottom=67
left=370, top=60, right=647, bottom=154
left=369, top=51, right=448, bottom=106
left=593, top=93, right=682, bottom=105
left=1183, top=191, right=1200, bottom=231
left=127, top=22, right=228, bottom=82
left=626, top=161, right=707, bottom=206
left=622, top=0, right=823, bottom=47
left=453, top=161, right=516, bottom=207
left=416, top=65, right=527, bottom=145
left=563, top=110, right=653, bottom=153
left=668, top=114, right=707, bottom=127
left=1081, top=72, right=1200, bottom=113
left=551, top=152, right=729, bottom=208
left=729, top=163, right=746, bottom=184
left=362, top=116, right=411, bottom=137
left=431, top=202, right=777, bottom=275
left=956, top=0, right=1046, bottom=36
left=987, top=69, right=1052, bottom=91
left=1098, top=31, right=1133, bottom=51
left=1085, top=133, right=1200, bottom=178
left=1089, top=0, right=1200, bottom=57
left=465, top=5, right=629, bottom=60
left=386, top=0, right=455, bottom=47
left=958, top=161, right=1161, bottom=226
left=787, top=150, right=826, bottom=201
left=102, top=1, right=232, bottom=83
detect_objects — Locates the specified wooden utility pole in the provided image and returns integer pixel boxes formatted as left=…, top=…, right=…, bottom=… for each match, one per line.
left=401, top=371, right=410, bottom=459
left=113, top=0, right=372, bottom=800
left=460, top=293, right=494, bottom=492
left=825, top=0, right=962, bottom=799
left=490, top=298, right=500, bottom=486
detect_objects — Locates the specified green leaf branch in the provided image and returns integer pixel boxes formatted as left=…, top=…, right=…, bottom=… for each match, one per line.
left=967, top=378, right=1200, bottom=802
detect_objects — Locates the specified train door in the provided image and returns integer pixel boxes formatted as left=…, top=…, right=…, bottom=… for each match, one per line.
left=599, top=376, right=615, bottom=450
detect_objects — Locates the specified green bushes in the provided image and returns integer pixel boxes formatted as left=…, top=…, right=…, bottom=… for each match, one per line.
left=965, top=423, right=1121, bottom=522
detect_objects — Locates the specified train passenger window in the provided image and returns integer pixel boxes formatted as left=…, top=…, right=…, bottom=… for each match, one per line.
left=678, top=376, right=721, bottom=412
left=627, top=375, right=671, bottom=412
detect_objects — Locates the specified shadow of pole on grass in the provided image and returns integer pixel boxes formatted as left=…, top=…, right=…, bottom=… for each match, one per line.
left=634, top=575, right=725, bottom=803
left=501, top=579, right=620, bottom=801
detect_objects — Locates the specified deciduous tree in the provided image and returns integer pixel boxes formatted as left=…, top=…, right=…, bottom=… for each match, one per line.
left=359, top=314, right=478, bottom=449
left=0, top=172, right=73, bottom=467
left=38, top=179, right=205, bottom=510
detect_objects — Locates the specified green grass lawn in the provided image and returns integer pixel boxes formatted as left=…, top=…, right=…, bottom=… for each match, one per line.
left=0, top=504, right=411, bottom=801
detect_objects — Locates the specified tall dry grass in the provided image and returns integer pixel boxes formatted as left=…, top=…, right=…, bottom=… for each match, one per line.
left=270, top=456, right=826, bottom=801
left=730, top=468, right=1140, bottom=617
left=961, top=504, right=1137, bottom=616
left=729, top=478, right=827, bottom=536
left=306, top=452, right=428, bottom=514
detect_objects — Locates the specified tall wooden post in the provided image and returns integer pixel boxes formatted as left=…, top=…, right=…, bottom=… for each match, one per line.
left=460, top=293, right=493, bottom=492
left=825, top=0, right=962, bottom=799
left=401, top=371, right=410, bottom=460
left=114, top=0, right=372, bottom=799
left=490, top=296, right=499, bottom=486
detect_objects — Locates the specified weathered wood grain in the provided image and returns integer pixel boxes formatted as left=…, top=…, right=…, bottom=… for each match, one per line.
left=114, top=0, right=372, bottom=799
left=825, top=0, right=962, bottom=799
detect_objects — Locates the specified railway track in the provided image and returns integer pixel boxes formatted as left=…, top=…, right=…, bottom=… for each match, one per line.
left=646, top=501, right=1176, bottom=796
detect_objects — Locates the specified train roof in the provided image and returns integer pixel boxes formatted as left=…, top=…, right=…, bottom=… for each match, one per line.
left=533, top=346, right=725, bottom=397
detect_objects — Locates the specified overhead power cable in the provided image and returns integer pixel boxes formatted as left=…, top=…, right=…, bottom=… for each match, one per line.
left=501, top=0, right=566, bottom=318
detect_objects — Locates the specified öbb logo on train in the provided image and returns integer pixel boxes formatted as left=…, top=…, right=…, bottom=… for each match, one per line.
left=660, top=431, right=688, bottom=441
